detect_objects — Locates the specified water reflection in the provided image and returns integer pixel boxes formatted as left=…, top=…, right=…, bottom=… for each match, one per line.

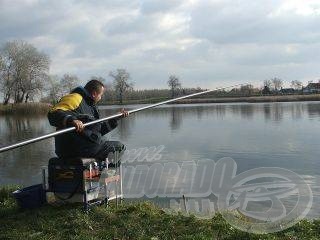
left=229, top=104, right=254, bottom=119
left=0, top=116, right=54, bottom=186
left=290, top=103, right=303, bottom=120
left=307, top=103, right=320, bottom=118
left=272, top=103, right=284, bottom=123
left=170, top=107, right=183, bottom=131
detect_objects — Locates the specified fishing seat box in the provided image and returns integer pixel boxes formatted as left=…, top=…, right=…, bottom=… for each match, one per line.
left=48, top=157, right=102, bottom=201
left=48, top=157, right=122, bottom=209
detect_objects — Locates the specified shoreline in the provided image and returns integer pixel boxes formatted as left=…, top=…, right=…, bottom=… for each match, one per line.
left=1, top=94, right=320, bottom=115
left=173, top=94, right=320, bottom=104
left=104, top=94, right=320, bottom=105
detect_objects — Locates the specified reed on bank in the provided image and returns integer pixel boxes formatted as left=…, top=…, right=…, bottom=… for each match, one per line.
left=0, top=103, right=51, bottom=115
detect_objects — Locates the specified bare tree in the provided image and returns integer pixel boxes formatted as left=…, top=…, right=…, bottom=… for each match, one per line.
left=271, top=77, right=283, bottom=91
left=0, top=40, right=50, bottom=104
left=291, top=80, right=303, bottom=90
left=0, top=42, right=17, bottom=104
left=22, top=45, right=50, bottom=103
left=43, top=74, right=81, bottom=103
left=263, top=79, right=272, bottom=89
left=109, top=69, right=133, bottom=104
left=60, top=74, right=79, bottom=94
left=167, top=75, right=181, bottom=98
left=43, top=75, right=63, bottom=104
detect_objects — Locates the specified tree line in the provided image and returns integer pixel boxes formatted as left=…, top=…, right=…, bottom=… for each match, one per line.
left=263, top=78, right=303, bottom=92
left=1, top=40, right=317, bottom=106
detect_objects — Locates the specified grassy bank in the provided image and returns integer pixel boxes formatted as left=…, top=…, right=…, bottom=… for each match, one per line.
left=104, top=94, right=320, bottom=105
left=0, top=103, right=51, bottom=115
left=1, top=186, right=320, bottom=239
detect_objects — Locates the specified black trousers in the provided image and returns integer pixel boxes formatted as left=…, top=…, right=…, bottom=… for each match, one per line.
left=94, top=141, right=126, bottom=166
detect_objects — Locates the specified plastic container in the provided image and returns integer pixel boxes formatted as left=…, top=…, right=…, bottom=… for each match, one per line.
left=12, top=184, right=46, bottom=209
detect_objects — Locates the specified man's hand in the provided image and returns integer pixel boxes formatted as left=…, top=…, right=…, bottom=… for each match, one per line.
left=72, top=120, right=85, bottom=132
left=119, top=108, right=129, bottom=118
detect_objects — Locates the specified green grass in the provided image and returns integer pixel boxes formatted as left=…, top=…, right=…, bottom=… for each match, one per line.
left=0, top=103, right=51, bottom=115
left=1, top=186, right=320, bottom=239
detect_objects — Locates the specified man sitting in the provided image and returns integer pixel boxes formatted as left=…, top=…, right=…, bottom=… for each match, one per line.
left=47, top=79, right=129, bottom=163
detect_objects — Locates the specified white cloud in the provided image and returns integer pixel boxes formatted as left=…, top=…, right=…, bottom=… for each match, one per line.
left=273, top=0, right=320, bottom=17
left=0, top=0, right=319, bottom=89
left=190, top=0, right=320, bottom=44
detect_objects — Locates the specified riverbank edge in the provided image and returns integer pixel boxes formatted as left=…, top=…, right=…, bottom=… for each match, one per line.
left=106, top=93, right=320, bottom=105
left=174, top=93, right=320, bottom=104
left=0, top=186, right=319, bottom=239
left=1, top=94, right=320, bottom=115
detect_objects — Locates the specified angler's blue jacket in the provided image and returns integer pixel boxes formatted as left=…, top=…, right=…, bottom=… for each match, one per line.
left=47, top=87, right=118, bottom=158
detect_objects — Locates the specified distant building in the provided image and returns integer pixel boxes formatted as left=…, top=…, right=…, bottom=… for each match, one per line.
left=280, top=88, right=295, bottom=95
left=303, top=83, right=320, bottom=94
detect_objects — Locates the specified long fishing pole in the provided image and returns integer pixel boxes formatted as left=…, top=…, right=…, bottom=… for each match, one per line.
left=0, top=83, right=246, bottom=153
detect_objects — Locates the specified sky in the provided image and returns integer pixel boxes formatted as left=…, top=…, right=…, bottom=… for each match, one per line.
left=0, top=0, right=320, bottom=89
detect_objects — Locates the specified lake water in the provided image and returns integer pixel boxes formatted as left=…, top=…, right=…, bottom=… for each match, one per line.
left=1, top=102, right=320, bottom=219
